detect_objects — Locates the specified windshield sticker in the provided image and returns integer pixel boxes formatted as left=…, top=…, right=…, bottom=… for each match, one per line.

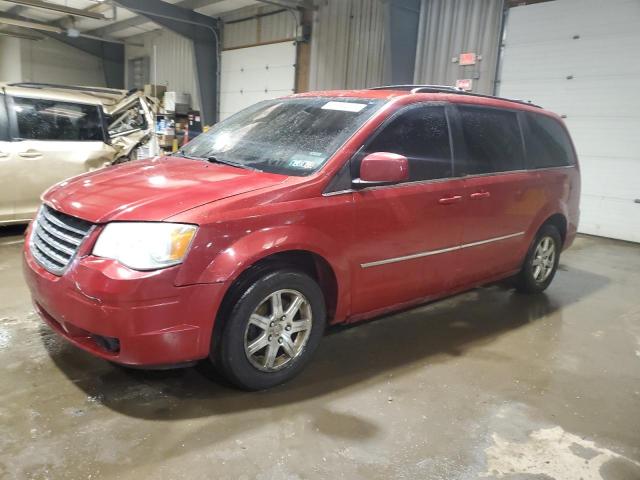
left=290, top=152, right=326, bottom=170
left=321, top=101, right=367, bottom=113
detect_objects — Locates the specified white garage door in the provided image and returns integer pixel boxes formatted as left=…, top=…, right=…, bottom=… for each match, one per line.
left=220, top=41, right=296, bottom=121
left=498, top=0, right=640, bottom=243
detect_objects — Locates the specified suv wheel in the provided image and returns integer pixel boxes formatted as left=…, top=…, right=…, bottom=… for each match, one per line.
left=515, top=224, right=561, bottom=294
left=214, top=269, right=326, bottom=390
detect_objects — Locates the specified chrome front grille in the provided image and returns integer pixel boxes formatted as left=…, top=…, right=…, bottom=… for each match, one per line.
left=30, top=205, right=94, bottom=275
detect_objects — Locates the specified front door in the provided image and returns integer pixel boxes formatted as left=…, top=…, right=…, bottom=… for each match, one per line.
left=350, top=104, right=466, bottom=315
left=7, top=96, right=116, bottom=221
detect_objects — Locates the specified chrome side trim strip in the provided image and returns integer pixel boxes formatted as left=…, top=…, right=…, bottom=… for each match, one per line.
left=360, top=231, right=525, bottom=268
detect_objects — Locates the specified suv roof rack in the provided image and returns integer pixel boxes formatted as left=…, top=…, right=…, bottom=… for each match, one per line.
left=8, top=82, right=127, bottom=96
left=370, top=84, right=463, bottom=93
left=368, top=84, right=542, bottom=109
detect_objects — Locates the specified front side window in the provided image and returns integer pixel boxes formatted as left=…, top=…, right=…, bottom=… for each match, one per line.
left=457, top=106, right=524, bottom=175
left=180, top=97, right=384, bottom=176
left=357, top=105, right=453, bottom=181
left=11, top=96, right=104, bottom=141
left=524, top=112, right=575, bottom=168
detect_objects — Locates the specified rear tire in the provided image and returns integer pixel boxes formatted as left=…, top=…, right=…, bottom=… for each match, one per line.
left=515, top=224, right=561, bottom=294
left=213, top=269, right=326, bottom=391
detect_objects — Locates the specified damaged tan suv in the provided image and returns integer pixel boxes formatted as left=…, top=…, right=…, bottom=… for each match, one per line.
left=0, top=82, right=158, bottom=225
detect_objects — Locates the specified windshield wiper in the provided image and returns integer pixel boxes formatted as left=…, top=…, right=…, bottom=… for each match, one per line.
left=207, top=156, right=262, bottom=172
left=173, top=151, right=203, bottom=160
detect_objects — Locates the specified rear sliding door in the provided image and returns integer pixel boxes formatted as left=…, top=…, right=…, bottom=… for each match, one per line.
left=452, top=105, right=538, bottom=284
left=0, top=93, right=12, bottom=222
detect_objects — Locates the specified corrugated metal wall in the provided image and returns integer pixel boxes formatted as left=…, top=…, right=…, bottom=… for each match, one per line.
left=222, top=5, right=297, bottom=50
left=413, top=0, right=503, bottom=94
left=125, top=29, right=200, bottom=109
left=309, top=0, right=388, bottom=90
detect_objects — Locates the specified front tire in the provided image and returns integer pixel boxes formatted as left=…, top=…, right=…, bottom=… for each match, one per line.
left=515, top=224, right=561, bottom=294
left=214, top=269, right=326, bottom=390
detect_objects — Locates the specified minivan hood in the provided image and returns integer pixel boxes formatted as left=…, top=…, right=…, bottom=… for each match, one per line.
left=43, top=156, right=287, bottom=223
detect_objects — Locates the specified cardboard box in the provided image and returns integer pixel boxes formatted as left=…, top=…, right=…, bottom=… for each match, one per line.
left=164, top=92, right=191, bottom=113
left=158, top=134, right=175, bottom=148
left=144, top=84, right=166, bottom=99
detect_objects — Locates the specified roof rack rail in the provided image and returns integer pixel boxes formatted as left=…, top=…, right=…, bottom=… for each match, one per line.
left=369, top=84, right=462, bottom=93
left=7, top=82, right=126, bottom=96
left=368, top=84, right=542, bottom=109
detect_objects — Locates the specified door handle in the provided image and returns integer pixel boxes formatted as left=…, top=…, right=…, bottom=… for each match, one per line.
left=470, top=191, right=491, bottom=200
left=0, top=151, right=8, bottom=158
left=438, top=195, right=463, bottom=205
left=18, top=151, right=42, bottom=158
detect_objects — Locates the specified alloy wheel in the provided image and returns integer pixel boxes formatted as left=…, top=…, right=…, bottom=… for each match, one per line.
left=532, top=236, right=556, bottom=282
left=243, top=289, right=313, bottom=372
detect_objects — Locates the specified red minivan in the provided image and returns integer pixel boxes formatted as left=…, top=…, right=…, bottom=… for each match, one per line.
left=23, top=86, right=580, bottom=390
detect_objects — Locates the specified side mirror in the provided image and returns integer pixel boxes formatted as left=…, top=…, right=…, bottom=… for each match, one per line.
left=353, top=152, right=409, bottom=188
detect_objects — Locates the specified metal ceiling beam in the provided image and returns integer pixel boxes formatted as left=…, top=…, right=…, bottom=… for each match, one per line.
left=113, top=0, right=220, bottom=124
left=3, top=0, right=107, bottom=20
left=0, top=14, right=63, bottom=33
left=256, top=0, right=306, bottom=10
left=0, top=29, right=42, bottom=40
left=86, top=0, right=226, bottom=37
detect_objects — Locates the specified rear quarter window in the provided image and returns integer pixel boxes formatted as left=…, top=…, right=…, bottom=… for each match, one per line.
left=524, top=112, right=575, bottom=168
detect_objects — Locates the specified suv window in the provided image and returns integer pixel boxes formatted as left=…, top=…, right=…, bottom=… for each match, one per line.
left=0, top=94, right=8, bottom=141
left=457, top=106, right=524, bottom=175
left=524, top=112, right=575, bottom=168
left=358, top=105, right=452, bottom=181
left=11, top=96, right=104, bottom=142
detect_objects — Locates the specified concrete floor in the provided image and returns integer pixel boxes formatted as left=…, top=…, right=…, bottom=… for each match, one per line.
left=1, top=228, right=639, bottom=480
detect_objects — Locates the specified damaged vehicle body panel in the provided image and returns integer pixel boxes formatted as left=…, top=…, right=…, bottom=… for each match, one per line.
left=0, top=83, right=158, bottom=225
left=104, top=90, right=158, bottom=162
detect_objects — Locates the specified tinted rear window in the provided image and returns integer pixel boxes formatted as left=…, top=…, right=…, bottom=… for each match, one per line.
left=11, top=96, right=104, bottom=141
left=457, top=106, right=525, bottom=175
left=524, top=112, right=575, bottom=168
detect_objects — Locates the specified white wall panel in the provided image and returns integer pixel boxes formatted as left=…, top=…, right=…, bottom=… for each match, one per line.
left=220, top=41, right=296, bottom=120
left=0, top=36, right=22, bottom=83
left=125, top=29, right=200, bottom=110
left=499, top=0, right=640, bottom=242
left=24, top=37, right=105, bottom=85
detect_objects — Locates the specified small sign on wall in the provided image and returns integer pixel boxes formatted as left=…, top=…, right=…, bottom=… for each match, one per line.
left=459, top=52, right=477, bottom=66
left=456, top=79, right=473, bottom=91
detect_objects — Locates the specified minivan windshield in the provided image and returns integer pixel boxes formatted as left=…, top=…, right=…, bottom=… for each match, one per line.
left=178, top=97, right=385, bottom=176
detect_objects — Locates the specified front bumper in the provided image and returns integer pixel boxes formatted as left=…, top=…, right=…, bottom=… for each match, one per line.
left=23, top=232, right=226, bottom=367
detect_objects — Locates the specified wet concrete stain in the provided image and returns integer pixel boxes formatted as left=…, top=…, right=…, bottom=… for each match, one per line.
left=1, top=228, right=639, bottom=479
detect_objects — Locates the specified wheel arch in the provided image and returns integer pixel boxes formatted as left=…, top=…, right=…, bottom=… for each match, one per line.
left=210, top=248, right=341, bottom=361
left=543, top=213, right=568, bottom=244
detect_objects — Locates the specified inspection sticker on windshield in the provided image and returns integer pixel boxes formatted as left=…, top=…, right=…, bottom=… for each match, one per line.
left=321, top=101, right=367, bottom=113
left=290, top=152, right=326, bottom=170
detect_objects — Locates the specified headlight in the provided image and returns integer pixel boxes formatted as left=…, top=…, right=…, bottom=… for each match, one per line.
left=93, top=222, right=197, bottom=270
